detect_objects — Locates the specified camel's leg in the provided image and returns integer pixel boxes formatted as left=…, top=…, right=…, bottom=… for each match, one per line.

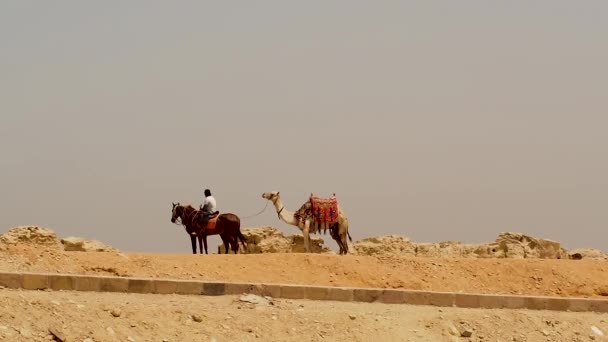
left=189, top=235, right=197, bottom=254
left=303, top=220, right=311, bottom=253
left=339, top=221, right=349, bottom=255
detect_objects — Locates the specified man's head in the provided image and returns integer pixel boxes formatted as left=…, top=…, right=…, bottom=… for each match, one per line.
left=204, top=189, right=211, bottom=197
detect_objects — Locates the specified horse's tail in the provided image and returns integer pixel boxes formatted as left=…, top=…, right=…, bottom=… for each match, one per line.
left=347, top=231, right=353, bottom=242
left=238, top=231, right=248, bottom=249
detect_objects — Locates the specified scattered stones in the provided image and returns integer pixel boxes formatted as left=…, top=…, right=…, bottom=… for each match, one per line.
left=461, top=328, right=473, bottom=338
left=447, top=323, right=460, bottom=336
left=61, top=237, right=118, bottom=253
left=239, top=294, right=271, bottom=306
left=192, top=314, right=203, bottom=323
left=110, top=309, right=122, bottom=317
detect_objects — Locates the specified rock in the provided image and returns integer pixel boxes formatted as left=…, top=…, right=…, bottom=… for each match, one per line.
left=568, top=248, right=607, bottom=260
left=541, top=330, right=550, bottom=336
left=110, top=309, right=122, bottom=317
left=192, top=314, right=203, bottom=322
left=218, top=227, right=331, bottom=254
left=61, top=237, right=118, bottom=252
left=349, top=314, right=356, bottom=320
left=127, top=337, right=135, bottom=342
left=0, top=226, right=61, bottom=247
left=239, top=294, right=271, bottom=305
left=461, top=328, right=473, bottom=337
left=447, top=323, right=460, bottom=336
left=106, top=327, right=115, bottom=335
left=49, top=327, right=66, bottom=342
left=83, top=339, right=94, bottom=342
left=353, top=235, right=416, bottom=256
left=19, top=328, right=31, bottom=338
left=591, top=326, right=604, bottom=336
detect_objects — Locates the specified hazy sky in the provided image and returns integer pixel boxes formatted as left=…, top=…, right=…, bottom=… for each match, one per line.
left=1, top=1, right=607, bottom=253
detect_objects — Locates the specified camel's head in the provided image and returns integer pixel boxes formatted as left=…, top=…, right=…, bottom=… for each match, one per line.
left=262, top=191, right=280, bottom=202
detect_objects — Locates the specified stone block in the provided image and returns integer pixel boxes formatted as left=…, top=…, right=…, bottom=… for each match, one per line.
left=478, top=294, right=508, bottom=309
left=48, top=275, right=74, bottom=291
left=305, top=286, right=329, bottom=300
left=224, top=282, right=251, bottom=295
left=280, top=285, right=306, bottom=299
left=128, top=278, right=154, bottom=294
left=353, top=289, right=381, bottom=303
left=203, top=282, right=226, bottom=296
left=0, top=272, right=23, bottom=289
left=73, top=276, right=101, bottom=292
left=22, top=273, right=48, bottom=290
left=403, top=290, right=429, bottom=305
left=524, top=296, right=549, bottom=310
left=327, top=287, right=354, bottom=302
left=378, top=290, right=406, bottom=304
left=428, top=292, right=455, bottom=307
left=403, top=291, right=454, bottom=307
left=545, top=297, right=570, bottom=311
left=502, top=295, right=526, bottom=309
left=175, top=281, right=203, bottom=295
left=454, top=293, right=480, bottom=308
left=260, top=284, right=281, bottom=298
left=99, top=277, right=129, bottom=293
left=154, top=280, right=178, bottom=294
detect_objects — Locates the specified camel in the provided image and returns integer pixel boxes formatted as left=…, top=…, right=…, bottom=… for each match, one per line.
left=261, top=191, right=352, bottom=254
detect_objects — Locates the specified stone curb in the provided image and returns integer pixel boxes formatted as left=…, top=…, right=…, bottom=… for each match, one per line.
left=2, top=272, right=607, bottom=313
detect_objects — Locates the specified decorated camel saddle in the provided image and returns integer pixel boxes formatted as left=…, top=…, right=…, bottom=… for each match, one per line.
left=294, top=193, right=339, bottom=234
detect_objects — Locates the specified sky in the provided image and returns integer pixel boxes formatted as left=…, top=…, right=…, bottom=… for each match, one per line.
left=1, top=1, right=607, bottom=253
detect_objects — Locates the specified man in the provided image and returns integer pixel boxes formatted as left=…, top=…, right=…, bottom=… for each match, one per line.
left=199, top=188, right=218, bottom=229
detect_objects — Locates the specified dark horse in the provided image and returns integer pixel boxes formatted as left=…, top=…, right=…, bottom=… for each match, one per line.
left=171, top=202, right=247, bottom=254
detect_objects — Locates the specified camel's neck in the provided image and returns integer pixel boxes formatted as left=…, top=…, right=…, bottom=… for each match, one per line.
left=271, top=197, right=298, bottom=226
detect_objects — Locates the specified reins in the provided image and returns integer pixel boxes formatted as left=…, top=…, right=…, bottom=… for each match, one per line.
left=240, top=201, right=270, bottom=219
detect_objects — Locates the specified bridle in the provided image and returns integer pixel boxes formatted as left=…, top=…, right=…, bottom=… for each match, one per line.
left=172, top=205, right=197, bottom=228
left=272, top=194, right=284, bottom=219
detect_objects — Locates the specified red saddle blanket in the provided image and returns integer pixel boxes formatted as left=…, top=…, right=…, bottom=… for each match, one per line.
left=201, top=215, right=219, bottom=230
left=310, top=196, right=339, bottom=224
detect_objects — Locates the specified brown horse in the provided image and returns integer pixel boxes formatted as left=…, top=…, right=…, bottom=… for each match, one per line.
left=170, top=202, right=247, bottom=254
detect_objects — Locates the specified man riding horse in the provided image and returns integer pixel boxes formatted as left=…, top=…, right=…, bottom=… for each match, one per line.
left=199, top=188, right=219, bottom=230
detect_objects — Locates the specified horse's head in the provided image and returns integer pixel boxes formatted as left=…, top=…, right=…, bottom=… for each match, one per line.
left=262, top=191, right=280, bottom=202
left=171, top=202, right=182, bottom=223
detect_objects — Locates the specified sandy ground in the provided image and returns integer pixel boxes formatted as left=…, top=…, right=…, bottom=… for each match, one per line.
left=1, top=245, right=608, bottom=298
left=0, top=288, right=607, bottom=342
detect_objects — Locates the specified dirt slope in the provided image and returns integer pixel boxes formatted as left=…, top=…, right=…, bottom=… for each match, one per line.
left=0, top=288, right=607, bottom=342
left=2, top=244, right=608, bottom=298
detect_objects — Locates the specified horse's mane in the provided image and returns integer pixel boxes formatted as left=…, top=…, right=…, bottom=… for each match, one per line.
left=180, top=204, right=197, bottom=213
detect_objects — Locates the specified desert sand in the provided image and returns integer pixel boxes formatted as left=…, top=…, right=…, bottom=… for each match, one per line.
left=1, top=226, right=607, bottom=341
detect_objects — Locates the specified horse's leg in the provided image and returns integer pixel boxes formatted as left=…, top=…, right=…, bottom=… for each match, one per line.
left=203, top=235, right=209, bottom=254
left=231, top=235, right=239, bottom=254
left=224, top=237, right=230, bottom=254
left=189, top=234, right=196, bottom=254
left=197, top=235, right=204, bottom=254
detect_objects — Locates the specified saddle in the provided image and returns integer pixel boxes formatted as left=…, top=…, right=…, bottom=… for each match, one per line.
left=200, top=211, right=220, bottom=230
